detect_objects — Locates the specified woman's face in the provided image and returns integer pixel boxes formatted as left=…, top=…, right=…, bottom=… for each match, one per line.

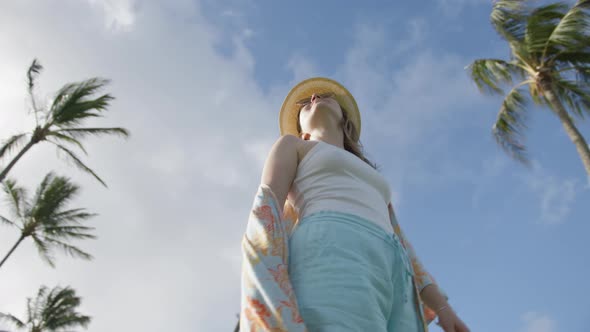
left=298, top=93, right=343, bottom=138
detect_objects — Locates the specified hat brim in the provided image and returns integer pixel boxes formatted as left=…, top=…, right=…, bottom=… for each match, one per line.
left=279, top=77, right=361, bottom=140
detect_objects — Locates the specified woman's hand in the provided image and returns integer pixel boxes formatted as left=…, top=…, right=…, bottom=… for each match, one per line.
left=436, top=306, right=470, bottom=332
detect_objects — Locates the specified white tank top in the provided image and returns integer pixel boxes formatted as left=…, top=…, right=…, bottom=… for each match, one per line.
left=288, top=140, right=394, bottom=233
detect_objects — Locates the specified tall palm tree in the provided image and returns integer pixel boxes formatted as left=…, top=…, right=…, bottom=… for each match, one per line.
left=0, top=173, right=96, bottom=269
left=468, top=0, right=590, bottom=176
left=0, top=285, right=91, bottom=332
left=0, top=59, right=129, bottom=187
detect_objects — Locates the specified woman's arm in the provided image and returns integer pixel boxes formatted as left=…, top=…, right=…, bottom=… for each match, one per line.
left=420, top=284, right=449, bottom=313
left=422, top=284, right=470, bottom=332
left=260, top=135, right=300, bottom=215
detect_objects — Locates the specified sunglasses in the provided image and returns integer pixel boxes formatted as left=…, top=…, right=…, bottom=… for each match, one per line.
left=295, top=92, right=336, bottom=108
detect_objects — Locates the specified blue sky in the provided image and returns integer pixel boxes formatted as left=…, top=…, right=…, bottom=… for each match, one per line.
left=1, top=1, right=589, bottom=331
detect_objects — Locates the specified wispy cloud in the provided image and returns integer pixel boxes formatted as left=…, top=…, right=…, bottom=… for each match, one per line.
left=526, top=162, right=581, bottom=225
left=287, top=54, right=320, bottom=83
left=520, top=311, right=557, bottom=332
left=339, top=20, right=480, bottom=145
left=86, top=0, right=138, bottom=31
left=217, top=4, right=256, bottom=42
left=334, top=21, right=485, bottom=192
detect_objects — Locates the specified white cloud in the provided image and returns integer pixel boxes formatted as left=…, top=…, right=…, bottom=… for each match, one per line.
left=391, top=17, right=428, bottom=57
left=340, top=21, right=480, bottom=144
left=287, top=54, right=320, bottom=83
left=86, top=0, right=138, bottom=31
left=520, top=311, right=557, bottom=332
left=242, top=28, right=254, bottom=39
left=0, top=1, right=274, bottom=331
left=526, top=163, right=580, bottom=225
left=218, top=3, right=256, bottom=43
left=333, top=20, right=487, bottom=197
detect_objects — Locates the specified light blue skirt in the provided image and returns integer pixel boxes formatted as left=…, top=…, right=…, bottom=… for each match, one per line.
left=288, top=211, right=426, bottom=332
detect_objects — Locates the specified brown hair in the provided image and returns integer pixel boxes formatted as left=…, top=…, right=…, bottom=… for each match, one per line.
left=297, top=105, right=378, bottom=170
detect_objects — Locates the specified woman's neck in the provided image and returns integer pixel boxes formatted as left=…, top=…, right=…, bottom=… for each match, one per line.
left=305, top=127, right=344, bottom=149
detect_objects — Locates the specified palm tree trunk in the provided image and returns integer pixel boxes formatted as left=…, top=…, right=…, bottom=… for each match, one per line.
left=0, top=234, right=26, bottom=268
left=545, top=88, right=590, bottom=177
left=0, top=139, right=36, bottom=183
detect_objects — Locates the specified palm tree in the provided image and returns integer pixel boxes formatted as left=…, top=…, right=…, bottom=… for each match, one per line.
left=0, top=173, right=96, bottom=269
left=0, top=59, right=129, bottom=187
left=468, top=0, right=590, bottom=176
left=0, top=285, right=91, bottom=332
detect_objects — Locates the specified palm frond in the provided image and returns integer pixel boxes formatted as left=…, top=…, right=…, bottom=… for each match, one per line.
left=0, top=133, right=29, bottom=160
left=30, top=172, right=55, bottom=215
left=507, top=39, right=535, bottom=67
left=14, top=286, right=93, bottom=331
left=551, top=51, right=590, bottom=67
left=27, top=59, right=43, bottom=119
left=43, top=225, right=96, bottom=241
left=43, top=287, right=78, bottom=319
left=468, top=59, right=526, bottom=95
left=42, top=286, right=91, bottom=330
left=493, top=86, right=530, bottom=165
left=52, top=208, right=95, bottom=222
left=49, top=78, right=114, bottom=127
left=48, top=314, right=92, bottom=330
left=575, top=66, right=590, bottom=83
left=31, top=234, right=55, bottom=267
left=553, top=78, right=590, bottom=118
left=491, top=0, right=528, bottom=43
left=30, top=174, right=79, bottom=223
left=53, top=143, right=107, bottom=187
left=33, top=286, right=48, bottom=324
left=37, top=188, right=78, bottom=223
left=56, top=127, right=130, bottom=139
left=2, top=178, right=27, bottom=219
left=0, top=214, right=18, bottom=228
left=525, top=3, right=568, bottom=54
left=546, top=0, right=590, bottom=55
left=47, top=132, right=88, bottom=155
left=27, top=59, right=42, bottom=95
left=26, top=297, right=34, bottom=326
left=45, top=209, right=97, bottom=229
left=0, top=312, right=26, bottom=328
left=44, top=237, right=93, bottom=261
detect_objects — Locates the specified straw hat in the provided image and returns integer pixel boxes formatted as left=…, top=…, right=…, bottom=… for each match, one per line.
left=279, top=77, right=361, bottom=141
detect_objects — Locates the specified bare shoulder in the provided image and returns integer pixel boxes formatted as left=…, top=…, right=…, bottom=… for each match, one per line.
left=270, top=135, right=300, bottom=155
left=274, top=134, right=300, bottom=146
left=272, top=135, right=318, bottom=164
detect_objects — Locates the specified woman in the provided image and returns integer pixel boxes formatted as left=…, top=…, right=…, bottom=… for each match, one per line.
left=240, top=77, right=469, bottom=332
